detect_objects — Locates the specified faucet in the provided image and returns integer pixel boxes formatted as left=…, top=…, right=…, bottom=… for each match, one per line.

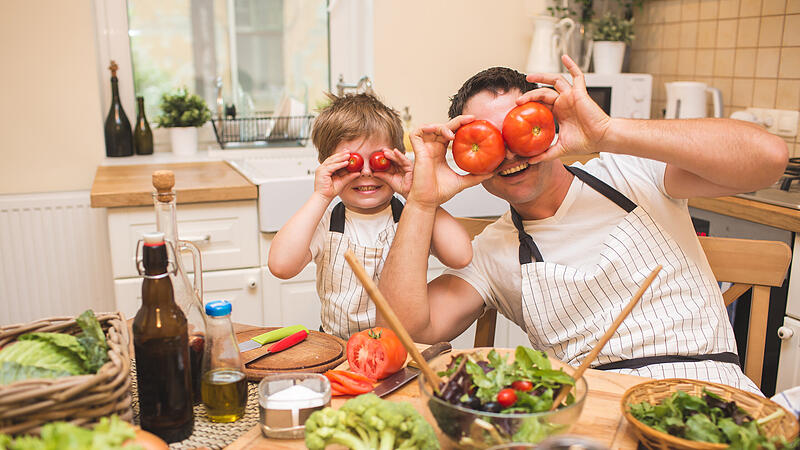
left=215, top=77, right=224, bottom=118
left=336, top=75, right=374, bottom=96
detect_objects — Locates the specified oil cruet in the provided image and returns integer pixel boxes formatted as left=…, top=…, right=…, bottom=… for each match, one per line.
left=151, top=169, right=208, bottom=403
left=201, top=300, right=247, bottom=422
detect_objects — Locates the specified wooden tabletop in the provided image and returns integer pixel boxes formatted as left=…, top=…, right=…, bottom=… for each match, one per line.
left=90, top=161, right=256, bottom=208
left=227, top=352, right=646, bottom=449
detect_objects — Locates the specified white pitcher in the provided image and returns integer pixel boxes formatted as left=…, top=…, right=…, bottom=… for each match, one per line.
left=664, top=81, right=723, bottom=119
left=526, top=15, right=576, bottom=73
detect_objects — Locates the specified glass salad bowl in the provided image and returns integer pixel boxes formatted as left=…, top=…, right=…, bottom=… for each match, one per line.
left=419, top=348, right=588, bottom=449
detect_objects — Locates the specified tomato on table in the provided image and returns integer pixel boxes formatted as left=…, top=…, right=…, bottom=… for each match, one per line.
left=369, top=151, right=391, bottom=171
left=346, top=153, right=364, bottom=172
left=451, top=120, right=506, bottom=174
left=502, top=102, right=556, bottom=157
left=346, top=327, right=408, bottom=380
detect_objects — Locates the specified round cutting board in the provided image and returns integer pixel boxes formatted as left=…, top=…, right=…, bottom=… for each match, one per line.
left=237, top=328, right=346, bottom=381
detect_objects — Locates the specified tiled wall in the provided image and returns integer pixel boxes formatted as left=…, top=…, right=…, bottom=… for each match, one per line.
left=629, top=0, right=800, bottom=156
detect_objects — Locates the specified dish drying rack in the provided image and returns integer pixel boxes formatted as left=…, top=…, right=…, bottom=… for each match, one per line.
left=211, top=113, right=314, bottom=149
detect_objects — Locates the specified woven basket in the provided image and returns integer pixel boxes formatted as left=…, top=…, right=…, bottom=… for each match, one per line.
left=621, top=378, right=799, bottom=450
left=0, top=312, right=132, bottom=435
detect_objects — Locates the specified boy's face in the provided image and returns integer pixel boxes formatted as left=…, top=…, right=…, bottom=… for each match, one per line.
left=334, top=136, right=395, bottom=214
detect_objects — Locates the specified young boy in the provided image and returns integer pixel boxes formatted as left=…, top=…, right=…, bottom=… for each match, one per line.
left=268, top=93, right=472, bottom=339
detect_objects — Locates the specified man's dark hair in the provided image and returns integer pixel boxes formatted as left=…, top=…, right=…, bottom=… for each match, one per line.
left=448, top=67, right=539, bottom=119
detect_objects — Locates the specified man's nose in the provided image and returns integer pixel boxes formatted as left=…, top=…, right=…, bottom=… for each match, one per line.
left=505, top=147, right=516, bottom=160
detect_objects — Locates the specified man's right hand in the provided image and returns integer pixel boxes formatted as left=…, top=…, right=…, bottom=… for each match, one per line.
left=314, top=152, right=360, bottom=202
left=408, top=116, right=492, bottom=209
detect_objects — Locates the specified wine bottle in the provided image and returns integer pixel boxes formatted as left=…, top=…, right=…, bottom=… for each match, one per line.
left=134, top=96, right=154, bottom=155
left=104, top=61, right=134, bottom=157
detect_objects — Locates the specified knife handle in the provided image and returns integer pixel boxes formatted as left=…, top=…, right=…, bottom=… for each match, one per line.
left=252, top=325, right=308, bottom=345
left=408, top=342, right=452, bottom=369
left=266, top=329, right=308, bottom=353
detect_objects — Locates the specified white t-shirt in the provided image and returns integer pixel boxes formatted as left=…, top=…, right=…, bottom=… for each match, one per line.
left=444, top=152, right=715, bottom=329
left=310, top=202, right=396, bottom=259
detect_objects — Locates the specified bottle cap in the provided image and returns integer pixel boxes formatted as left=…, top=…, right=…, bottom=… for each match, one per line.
left=142, top=231, right=165, bottom=246
left=205, top=300, right=232, bottom=317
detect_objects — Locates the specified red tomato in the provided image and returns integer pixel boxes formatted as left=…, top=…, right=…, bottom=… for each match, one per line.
left=451, top=120, right=506, bottom=174
left=511, top=380, right=533, bottom=392
left=369, top=151, right=391, bottom=171
left=497, top=388, right=517, bottom=408
left=346, top=153, right=364, bottom=172
left=502, top=102, right=556, bottom=157
left=346, top=327, right=408, bottom=380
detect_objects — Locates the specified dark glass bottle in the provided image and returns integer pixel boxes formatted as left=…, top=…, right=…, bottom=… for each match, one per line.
left=134, top=96, right=154, bottom=155
left=104, top=61, right=134, bottom=157
left=133, top=232, right=194, bottom=443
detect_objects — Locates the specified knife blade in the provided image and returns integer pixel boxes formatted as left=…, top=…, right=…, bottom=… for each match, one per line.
left=243, top=329, right=309, bottom=365
left=238, top=324, right=308, bottom=352
left=372, top=341, right=451, bottom=398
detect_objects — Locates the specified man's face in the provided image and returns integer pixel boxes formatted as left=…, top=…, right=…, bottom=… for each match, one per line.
left=462, top=89, right=558, bottom=207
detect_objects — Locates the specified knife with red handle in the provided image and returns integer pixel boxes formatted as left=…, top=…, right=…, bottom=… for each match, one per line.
left=243, top=329, right=308, bottom=365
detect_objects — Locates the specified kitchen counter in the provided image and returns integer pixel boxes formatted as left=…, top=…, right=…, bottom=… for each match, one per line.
left=90, top=161, right=257, bottom=208
left=688, top=196, right=800, bottom=233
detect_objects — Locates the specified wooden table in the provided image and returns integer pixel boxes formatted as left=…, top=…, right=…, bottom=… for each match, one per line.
left=226, top=356, right=646, bottom=449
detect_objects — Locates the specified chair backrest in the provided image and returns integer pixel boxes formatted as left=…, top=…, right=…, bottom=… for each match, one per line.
left=470, top=232, right=792, bottom=390
left=454, top=217, right=499, bottom=348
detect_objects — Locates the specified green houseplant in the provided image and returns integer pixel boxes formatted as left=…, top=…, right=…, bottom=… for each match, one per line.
left=156, top=87, right=211, bottom=155
left=590, top=12, right=635, bottom=73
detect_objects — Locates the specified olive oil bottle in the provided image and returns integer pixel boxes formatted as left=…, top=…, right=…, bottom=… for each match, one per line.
left=201, top=300, right=247, bottom=422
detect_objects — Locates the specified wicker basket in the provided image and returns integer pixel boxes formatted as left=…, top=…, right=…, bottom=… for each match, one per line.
left=621, top=378, right=799, bottom=449
left=0, top=312, right=132, bottom=435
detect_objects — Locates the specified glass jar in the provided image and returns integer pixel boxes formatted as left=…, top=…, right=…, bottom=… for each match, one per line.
left=201, top=300, right=248, bottom=423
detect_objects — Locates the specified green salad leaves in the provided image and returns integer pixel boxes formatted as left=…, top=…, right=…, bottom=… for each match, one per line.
left=0, top=310, right=110, bottom=385
left=0, top=415, right=139, bottom=450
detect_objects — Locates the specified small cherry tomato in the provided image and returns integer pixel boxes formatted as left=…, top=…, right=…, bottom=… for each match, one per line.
left=369, top=151, right=391, bottom=171
left=502, top=102, right=556, bottom=157
left=497, top=388, right=517, bottom=408
left=511, top=380, right=533, bottom=392
left=346, top=153, right=364, bottom=172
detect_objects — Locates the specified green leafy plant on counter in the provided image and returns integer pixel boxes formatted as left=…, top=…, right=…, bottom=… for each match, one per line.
left=0, top=415, right=139, bottom=450
left=154, top=87, right=211, bottom=128
left=305, top=393, right=440, bottom=450
left=0, top=310, right=109, bottom=385
left=590, top=12, right=635, bottom=44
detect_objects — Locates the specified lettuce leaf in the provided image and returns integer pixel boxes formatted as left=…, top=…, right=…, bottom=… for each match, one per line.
left=0, top=415, right=139, bottom=450
left=0, top=361, right=74, bottom=385
left=0, top=339, right=87, bottom=378
left=75, top=310, right=109, bottom=372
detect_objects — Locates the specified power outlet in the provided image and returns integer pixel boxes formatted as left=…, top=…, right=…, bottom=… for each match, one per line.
left=745, top=108, right=799, bottom=137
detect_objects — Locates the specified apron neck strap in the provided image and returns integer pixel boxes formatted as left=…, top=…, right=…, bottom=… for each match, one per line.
left=390, top=196, right=404, bottom=223
left=510, top=207, right=543, bottom=264
left=329, top=196, right=404, bottom=234
left=565, top=165, right=637, bottom=213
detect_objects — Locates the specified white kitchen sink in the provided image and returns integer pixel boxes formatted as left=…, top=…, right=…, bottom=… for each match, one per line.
left=228, top=153, right=507, bottom=232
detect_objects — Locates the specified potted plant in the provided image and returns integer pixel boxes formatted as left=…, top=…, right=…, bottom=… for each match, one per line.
left=590, top=12, right=635, bottom=74
left=155, top=87, right=211, bottom=155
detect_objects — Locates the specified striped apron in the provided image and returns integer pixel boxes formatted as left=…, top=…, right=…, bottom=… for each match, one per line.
left=514, top=166, right=759, bottom=393
left=316, top=196, right=403, bottom=339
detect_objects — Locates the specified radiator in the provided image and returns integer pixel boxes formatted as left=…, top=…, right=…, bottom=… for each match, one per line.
left=0, top=191, right=116, bottom=325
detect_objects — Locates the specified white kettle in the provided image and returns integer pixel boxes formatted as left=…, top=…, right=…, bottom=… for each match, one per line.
left=526, top=15, right=575, bottom=73
left=664, top=81, right=723, bottom=119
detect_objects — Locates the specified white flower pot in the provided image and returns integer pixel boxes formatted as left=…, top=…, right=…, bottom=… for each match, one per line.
left=169, top=127, right=198, bottom=155
left=592, top=41, right=626, bottom=74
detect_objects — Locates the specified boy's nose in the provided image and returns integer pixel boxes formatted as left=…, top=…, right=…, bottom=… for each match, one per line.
left=360, top=161, right=373, bottom=177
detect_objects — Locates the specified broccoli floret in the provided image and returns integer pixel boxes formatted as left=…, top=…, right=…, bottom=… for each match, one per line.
left=305, top=393, right=440, bottom=450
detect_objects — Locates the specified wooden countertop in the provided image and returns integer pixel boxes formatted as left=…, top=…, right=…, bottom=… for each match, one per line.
left=688, top=196, right=800, bottom=233
left=90, top=161, right=257, bottom=208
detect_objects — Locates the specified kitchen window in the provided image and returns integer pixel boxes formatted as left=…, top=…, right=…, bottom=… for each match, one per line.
left=94, top=0, right=373, bottom=148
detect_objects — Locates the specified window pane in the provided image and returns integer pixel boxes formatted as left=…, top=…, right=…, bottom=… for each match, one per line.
left=127, top=0, right=328, bottom=121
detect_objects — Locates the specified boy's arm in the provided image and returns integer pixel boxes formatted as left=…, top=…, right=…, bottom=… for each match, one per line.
left=430, top=207, right=473, bottom=269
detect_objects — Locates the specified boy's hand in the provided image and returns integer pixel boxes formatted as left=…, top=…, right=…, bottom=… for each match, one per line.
left=372, top=148, right=413, bottom=197
left=314, top=152, right=360, bottom=202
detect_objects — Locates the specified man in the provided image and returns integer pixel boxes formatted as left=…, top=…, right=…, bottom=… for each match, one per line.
left=378, top=56, right=787, bottom=393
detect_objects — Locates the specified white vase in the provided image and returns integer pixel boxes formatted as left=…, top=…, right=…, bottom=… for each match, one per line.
left=169, top=127, right=198, bottom=155
left=592, top=41, right=626, bottom=74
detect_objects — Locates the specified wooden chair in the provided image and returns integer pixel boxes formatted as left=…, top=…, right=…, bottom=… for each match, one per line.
left=465, top=226, right=792, bottom=389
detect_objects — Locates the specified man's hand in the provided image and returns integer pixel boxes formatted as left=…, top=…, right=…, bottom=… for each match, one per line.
left=373, top=148, right=413, bottom=197
left=408, top=116, right=492, bottom=209
left=520, top=54, right=612, bottom=163
left=314, top=152, right=360, bottom=202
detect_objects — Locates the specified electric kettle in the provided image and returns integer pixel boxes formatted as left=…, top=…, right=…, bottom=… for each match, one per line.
left=526, top=15, right=575, bottom=74
left=664, top=81, right=722, bottom=119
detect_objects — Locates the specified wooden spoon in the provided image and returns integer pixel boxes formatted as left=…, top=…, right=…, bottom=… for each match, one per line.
left=343, top=249, right=443, bottom=393
left=549, top=264, right=663, bottom=410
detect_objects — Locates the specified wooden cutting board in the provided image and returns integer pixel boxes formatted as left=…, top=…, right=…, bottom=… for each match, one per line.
left=237, top=327, right=346, bottom=381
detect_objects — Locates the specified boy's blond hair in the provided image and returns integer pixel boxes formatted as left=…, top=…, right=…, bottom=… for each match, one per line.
left=312, top=93, right=405, bottom=163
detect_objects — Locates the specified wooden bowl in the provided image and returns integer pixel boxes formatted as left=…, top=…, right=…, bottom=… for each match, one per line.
left=621, top=378, right=799, bottom=450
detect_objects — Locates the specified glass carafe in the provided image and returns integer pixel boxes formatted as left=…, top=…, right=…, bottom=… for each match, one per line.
left=152, top=169, right=207, bottom=403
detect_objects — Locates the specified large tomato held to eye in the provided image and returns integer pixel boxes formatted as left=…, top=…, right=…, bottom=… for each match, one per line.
left=369, top=151, right=391, bottom=172
left=502, top=102, right=556, bottom=157
left=346, top=327, right=408, bottom=380
left=346, top=153, right=364, bottom=172
left=451, top=120, right=506, bottom=174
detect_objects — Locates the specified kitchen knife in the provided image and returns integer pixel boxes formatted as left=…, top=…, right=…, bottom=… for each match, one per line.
left=238, top=324, right=308, bottom=352
left=372, top=342, right=451, bottom=398
left=243, top=329, right=309, bottom=365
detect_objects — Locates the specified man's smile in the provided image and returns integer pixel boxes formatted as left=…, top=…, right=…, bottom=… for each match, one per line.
left=498, top=162, right=530, bottom=177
